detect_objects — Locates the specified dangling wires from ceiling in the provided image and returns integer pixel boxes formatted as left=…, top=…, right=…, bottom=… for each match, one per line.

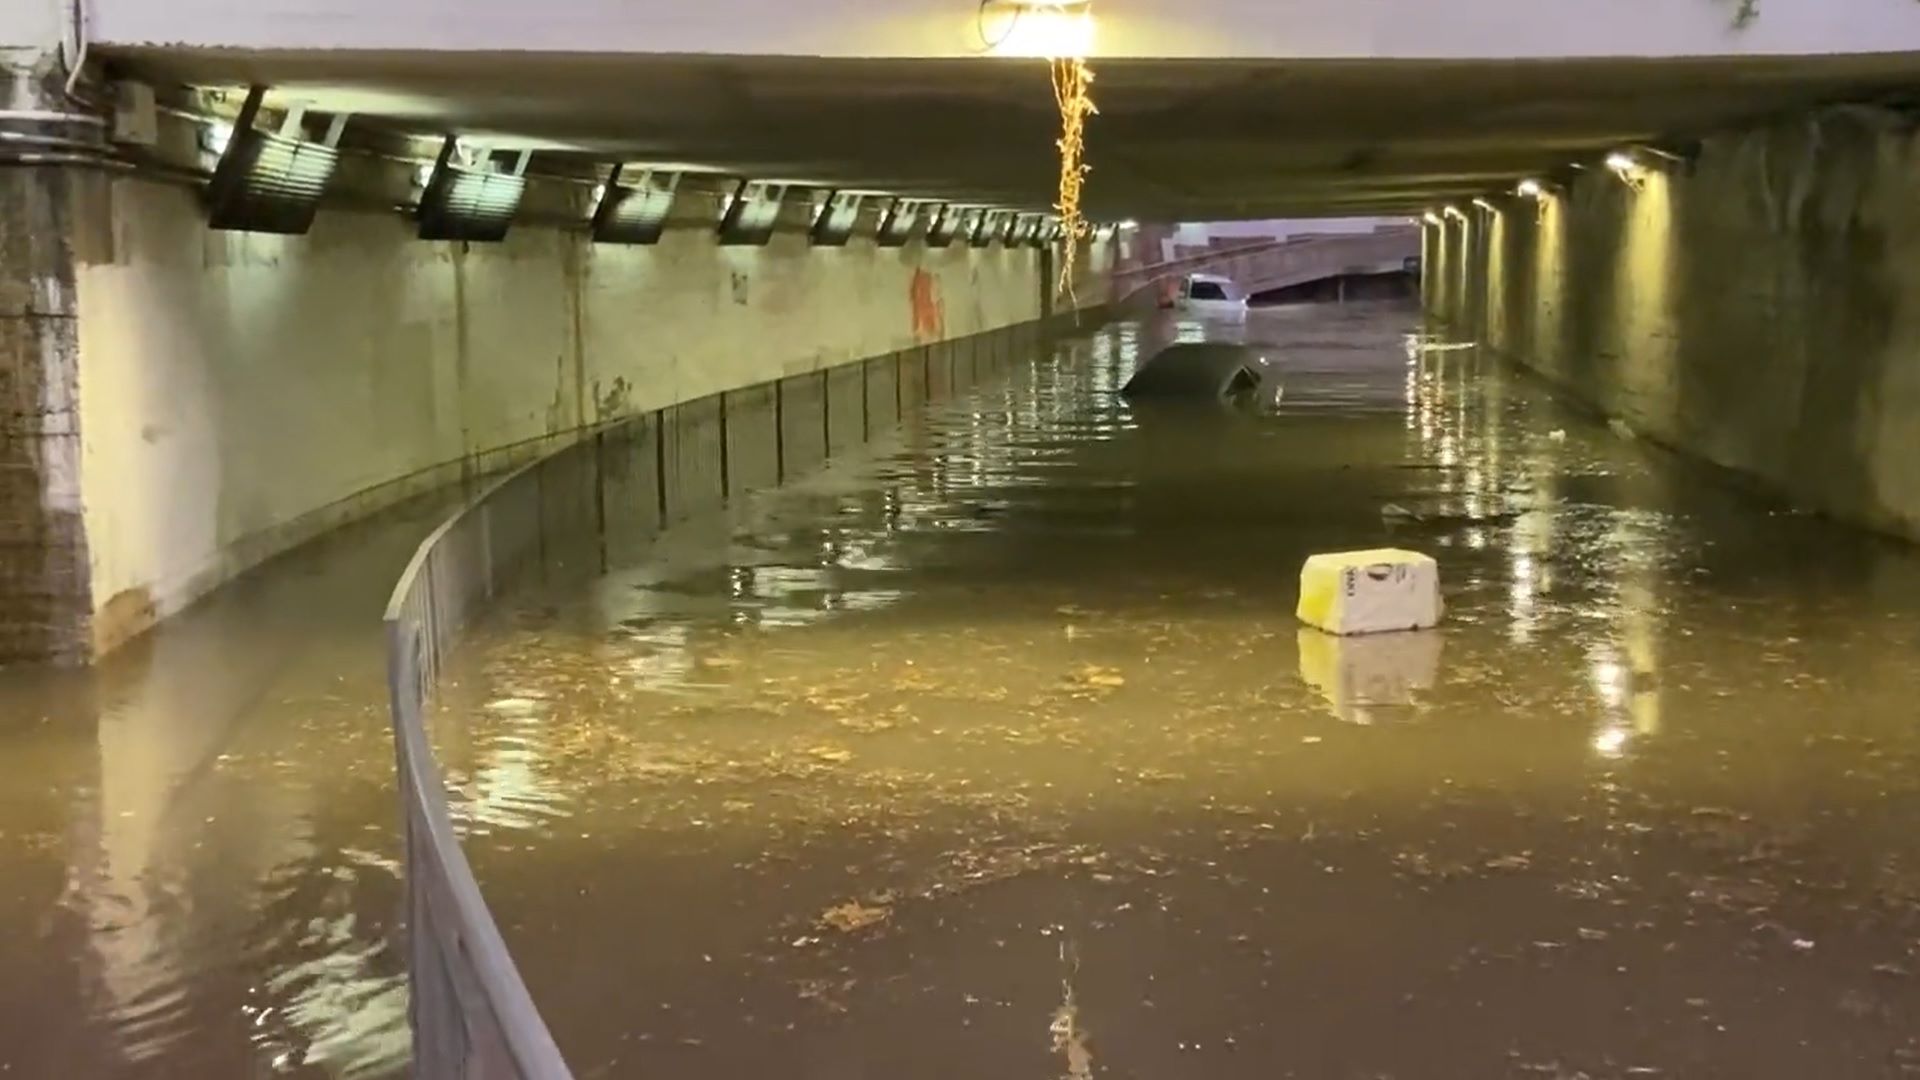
left=1051, top=54, right=1096, bottom=301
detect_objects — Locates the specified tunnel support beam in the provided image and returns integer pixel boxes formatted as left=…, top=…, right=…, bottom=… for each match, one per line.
left=1, top=47, right=94, bottom=664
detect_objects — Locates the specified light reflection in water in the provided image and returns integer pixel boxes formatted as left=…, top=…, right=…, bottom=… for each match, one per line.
left=0, top=498, right=445, bottom=1078
left=424, top=304, right=1920, bottom=1080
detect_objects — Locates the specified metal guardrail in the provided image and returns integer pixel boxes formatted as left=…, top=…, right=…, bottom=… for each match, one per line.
left=379, top=311, right=1103, bottom=1079
left=384, top=446, right=591, bottom=1080
left=1110, top=231, right=1421, bottom=305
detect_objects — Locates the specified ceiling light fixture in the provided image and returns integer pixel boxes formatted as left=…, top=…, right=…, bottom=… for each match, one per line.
left=983, top=0, right=1096, bottom=59
left=200, top=121, right=232, bottom=157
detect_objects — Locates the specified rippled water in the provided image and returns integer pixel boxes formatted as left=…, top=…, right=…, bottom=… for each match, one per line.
left=442, top=303, right=1920, bottom=1078
left=0, top=501, right=450, bottom=1077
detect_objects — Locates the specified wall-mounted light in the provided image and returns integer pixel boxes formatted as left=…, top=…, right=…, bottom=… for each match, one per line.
left=980, top=0, right=1096, bottom=59
left=1516, top=178, right=1544, bottom=198
left=417, top=137, right=531, bottom=242
left=200, top=121, right=233, bottom=159
left=877, top=198, right=932, bottom=247
left=718, top=179, right=789, bottom=245
left=592, top=165, right=680, bottom=245
left=809, top=190, right=866, bottom=246
left=1118, top=218, right=1138, bottom=231
left=969, top=208, right=1009, bottom=248
left=203, top=86, right=349, bottom=235
left=1603, top=149, right=1653, bottom=192
left=925, top=203, right=969, bottom=248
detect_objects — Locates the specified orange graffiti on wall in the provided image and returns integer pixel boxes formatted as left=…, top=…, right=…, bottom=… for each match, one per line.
left=909, top=268, right=946, bottom=342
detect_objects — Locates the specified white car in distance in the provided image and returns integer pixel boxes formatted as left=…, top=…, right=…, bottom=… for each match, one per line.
left=1175, top=273, right=1249, bottom=318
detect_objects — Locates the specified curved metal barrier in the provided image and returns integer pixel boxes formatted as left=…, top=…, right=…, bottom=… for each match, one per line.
left=384, top=446, right=589, bottom=1079
left=380, top=311, right=1103, bottom=1078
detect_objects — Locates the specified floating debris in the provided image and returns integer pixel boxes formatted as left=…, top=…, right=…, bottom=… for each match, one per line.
left=818, top=898, right=892, bottom=933
left=1068, top=664, right=1127, bottom=691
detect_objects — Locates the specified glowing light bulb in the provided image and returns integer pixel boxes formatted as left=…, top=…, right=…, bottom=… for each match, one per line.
left=988, top=0, right=1096, bottom=58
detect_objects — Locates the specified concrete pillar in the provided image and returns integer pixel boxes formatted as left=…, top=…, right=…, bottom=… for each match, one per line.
left=2, top=19, right=93, bottom=663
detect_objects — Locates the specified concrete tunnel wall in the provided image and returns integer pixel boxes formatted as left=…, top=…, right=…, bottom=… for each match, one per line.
left=1423, top=105, right=1920, bottom=542
left=61, top=172, right=1111, bottom=657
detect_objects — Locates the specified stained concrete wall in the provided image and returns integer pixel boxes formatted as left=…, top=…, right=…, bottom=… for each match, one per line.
left=1425, top=106, right=1920, bottom=541
left=51, top=169, right=1110, bottom=659
left=1, top=50, right=93, bottom=662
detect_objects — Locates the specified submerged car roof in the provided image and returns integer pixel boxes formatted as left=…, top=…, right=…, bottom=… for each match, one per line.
left=1120, top=343, right=1277, bottom=400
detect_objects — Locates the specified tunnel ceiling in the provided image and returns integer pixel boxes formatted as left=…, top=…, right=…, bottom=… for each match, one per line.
left=113, top=49, right=1920, bottom=219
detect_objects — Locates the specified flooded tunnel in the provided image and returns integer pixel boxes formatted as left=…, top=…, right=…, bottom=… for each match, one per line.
left=13, top=298, right=1920, bottom=1077
left=9, top=8, right=1920, bottom=1076
left=436, top=303, right=1920, bottom=1079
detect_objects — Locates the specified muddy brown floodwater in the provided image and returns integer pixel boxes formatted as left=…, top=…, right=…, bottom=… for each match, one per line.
left=0, top=496, right=462, bottom=1077
left=7, top=301, right=1920, bottom=1079
left=435, top=303, right=1920, bottom=1080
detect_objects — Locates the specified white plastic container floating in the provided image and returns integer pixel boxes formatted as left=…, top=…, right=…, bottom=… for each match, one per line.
left=1296, top=548, right=1443, bottom=636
